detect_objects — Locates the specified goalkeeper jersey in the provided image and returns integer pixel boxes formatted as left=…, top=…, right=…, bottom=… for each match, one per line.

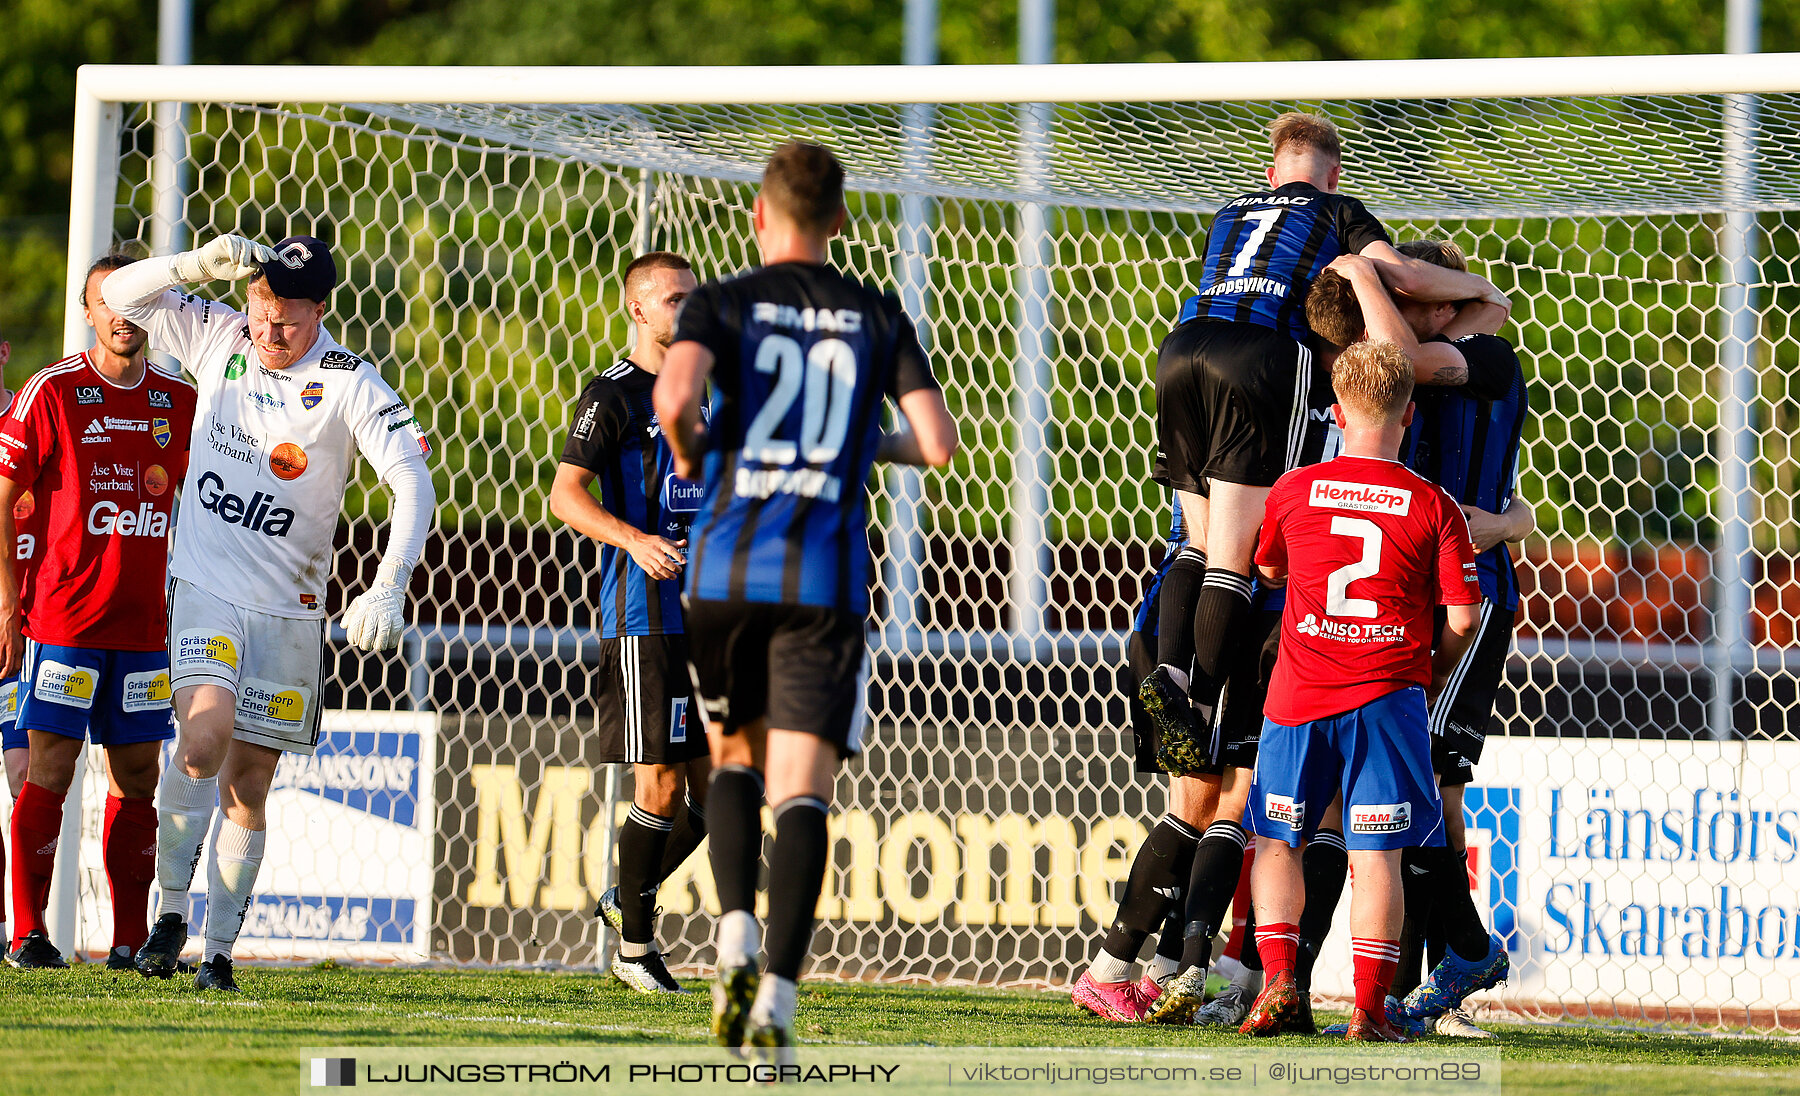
left=111, top=290, right=432, bottom=619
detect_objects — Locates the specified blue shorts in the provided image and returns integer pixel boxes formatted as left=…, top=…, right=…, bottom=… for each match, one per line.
left=0, top=674, right=21, bottom=751
left=16, top=641, right=177, bottom=747
left=1249, top=685, right=1444, bottom=851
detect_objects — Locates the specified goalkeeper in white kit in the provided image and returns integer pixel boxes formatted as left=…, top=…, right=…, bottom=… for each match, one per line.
left=103, top=233, right=436, bottom=991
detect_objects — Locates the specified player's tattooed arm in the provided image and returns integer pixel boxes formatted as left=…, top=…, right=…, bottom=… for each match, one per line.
left=654, top=342, right=714, bottom=481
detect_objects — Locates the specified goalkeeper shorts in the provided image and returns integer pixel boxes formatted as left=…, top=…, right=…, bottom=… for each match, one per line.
left=169, top=578, right=325, bottom=755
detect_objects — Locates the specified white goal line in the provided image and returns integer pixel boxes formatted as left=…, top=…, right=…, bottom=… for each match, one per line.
left=76, top=52, right=1800, bottom=106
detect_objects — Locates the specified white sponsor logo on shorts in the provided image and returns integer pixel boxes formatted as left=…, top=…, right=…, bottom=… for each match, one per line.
left=121, top=669, right=173, bottom=713
left=236, top=677, right=310, bottom=733
left=1265, top=793, right=1304, bottom=829
left=0, top=680, right=17, bottom=722
left=34, top=660, right=97, bottom=709
left=1309, top=479, right=1412, bottom=515
left=669, top=696, right=689, bottom=744
left=175, top=632, right=239, bottom=674
left=1350, top=802, right=1412, bottom=834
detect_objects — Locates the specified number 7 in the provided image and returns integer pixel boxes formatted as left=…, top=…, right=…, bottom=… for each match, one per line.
left=1228, top=209, right=1282, bottom=277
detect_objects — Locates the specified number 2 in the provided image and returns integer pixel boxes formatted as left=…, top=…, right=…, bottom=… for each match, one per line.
left=1326, top=516, right=1382, bottom=618
left=1228, top=208, right=1282, bottom=277
left=743, top=334, right=857, bottom=464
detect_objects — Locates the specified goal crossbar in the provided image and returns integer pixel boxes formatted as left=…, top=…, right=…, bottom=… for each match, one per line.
left=74, top=53, right=1800, bottom=105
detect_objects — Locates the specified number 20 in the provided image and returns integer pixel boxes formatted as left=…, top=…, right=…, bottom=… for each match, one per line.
left=743, top=334, right=857, bottom=464
left=1326, top=516, right=1382, bottom=618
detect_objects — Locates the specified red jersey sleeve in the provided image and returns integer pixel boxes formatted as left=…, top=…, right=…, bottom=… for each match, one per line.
left=1435, top=490, right=1480, bottom=606
left=0, top=392, right=53, bottom=487
left=1254, top=477, right=1292, bottom=573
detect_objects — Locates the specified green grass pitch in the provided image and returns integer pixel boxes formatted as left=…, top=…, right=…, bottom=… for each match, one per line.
left=1, top=964, right=1795, bottom=1095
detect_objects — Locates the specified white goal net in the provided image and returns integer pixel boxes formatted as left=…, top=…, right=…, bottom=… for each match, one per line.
left=50, top=59, right=1800, bottom=1034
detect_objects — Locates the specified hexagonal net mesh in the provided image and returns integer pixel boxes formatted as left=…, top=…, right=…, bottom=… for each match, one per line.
left=70, top=90, right=1800, bottom=1033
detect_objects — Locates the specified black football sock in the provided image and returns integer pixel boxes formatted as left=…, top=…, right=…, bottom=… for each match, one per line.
left=616, top=805, right=673, bottom=947
left=1189, top=570, right=1253, bottom=712
left=1101, top=815, right=1201, bottom=962
left=707, top=765, right=765, bottom=916
left=1433, top=844, right=1493, bottom=963
left=1239, top=906, right=1262, bottom=974
left=1152, top=908, right=1186, bottom=968
left=763, top=796, right=830, bottom=982
left=1295, top=828, right=1348, bottom=993
left=654, top=791, right=707, bottom=886
left=1394, top=845, right=1440, bottom=999
left=1154, top=547, right=1207, bottom=675
left=1177, top=820, right=1248, bottom=972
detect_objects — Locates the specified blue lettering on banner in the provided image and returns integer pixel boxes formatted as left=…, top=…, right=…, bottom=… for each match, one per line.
left=271, top=728, right=421, bottom=827
left=186, top=895, right=415, bottom=944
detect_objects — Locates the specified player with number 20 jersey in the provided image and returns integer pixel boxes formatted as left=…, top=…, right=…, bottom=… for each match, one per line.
left=656, top=141, right=958, bottom=1054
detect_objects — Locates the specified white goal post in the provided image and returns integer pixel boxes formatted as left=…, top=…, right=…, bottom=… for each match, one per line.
left=49, top=54, right=1800, bottom=1033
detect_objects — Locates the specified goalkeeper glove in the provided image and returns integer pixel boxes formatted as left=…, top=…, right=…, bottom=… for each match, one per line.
left=173, top=234, right=279, bottom=284
left=342, top=562, right=412, bottom=653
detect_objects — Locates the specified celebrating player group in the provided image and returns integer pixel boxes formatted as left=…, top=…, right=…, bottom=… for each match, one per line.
left=3, top=111, right=1524, bottom=1051
left=1074, top=113, right=1533, bottom=1042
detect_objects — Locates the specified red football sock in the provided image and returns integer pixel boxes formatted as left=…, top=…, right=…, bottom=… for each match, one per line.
left=1222, top=846, right=1256, bottom=962
left=9, top=781, right=65, bottom=946
left=1254, top=920, right=1300, bottom=978
left=1352, top=937, right=1402, bottom=1018
left=104, top=795, right=158, bottom=952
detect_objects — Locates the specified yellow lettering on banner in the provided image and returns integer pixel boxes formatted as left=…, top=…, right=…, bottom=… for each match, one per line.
left=1081, top=816, right=1148, bottom=927
left=466, top=764, right=593, bottom=909
left=956, top=814, right=1082, bottom=926
left=816, top=809, right=881, bottom=921
left=880, top=811, right=959, bottom=923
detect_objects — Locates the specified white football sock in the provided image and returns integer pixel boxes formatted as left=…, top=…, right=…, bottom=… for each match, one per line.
left=750, top=973, right=797, bottom=1029
left=1087, top=951, right=1135, bottom=984
left=155, top=769, right=217, bottom=921
left=715, top=909, right=760, bottom=970
left=1145, top=953, right=1181, bottom=985
left=202, top=817, right=265, bottom=962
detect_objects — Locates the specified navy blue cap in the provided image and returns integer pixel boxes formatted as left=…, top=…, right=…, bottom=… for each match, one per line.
left=258, top=236, right=338, bottom=302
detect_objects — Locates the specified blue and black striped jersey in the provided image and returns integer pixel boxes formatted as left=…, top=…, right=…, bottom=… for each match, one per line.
left=1178, top=182, right=1389, bottom=342
left=559, top=359, right=703, bottom=638
left=673, top=262, right=939, bottom=614
left=1405, top=334, right=1532, bottom=611
left=1132, top=497, right=1188, bottom=637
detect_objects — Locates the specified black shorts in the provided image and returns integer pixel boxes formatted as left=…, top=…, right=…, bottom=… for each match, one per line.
left=684, top=599, right=869, bottom=756
left=594, top=635, right=708, bottom=765
left=1430, top=602, right=1517, bottom=786
left=1209, top=606, right=1281, bottom=772
left=1154, top=319, right=1315, bottom=491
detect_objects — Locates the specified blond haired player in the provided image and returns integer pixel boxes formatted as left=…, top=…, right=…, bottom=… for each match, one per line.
left=102, top=234, right=436, bottom=991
